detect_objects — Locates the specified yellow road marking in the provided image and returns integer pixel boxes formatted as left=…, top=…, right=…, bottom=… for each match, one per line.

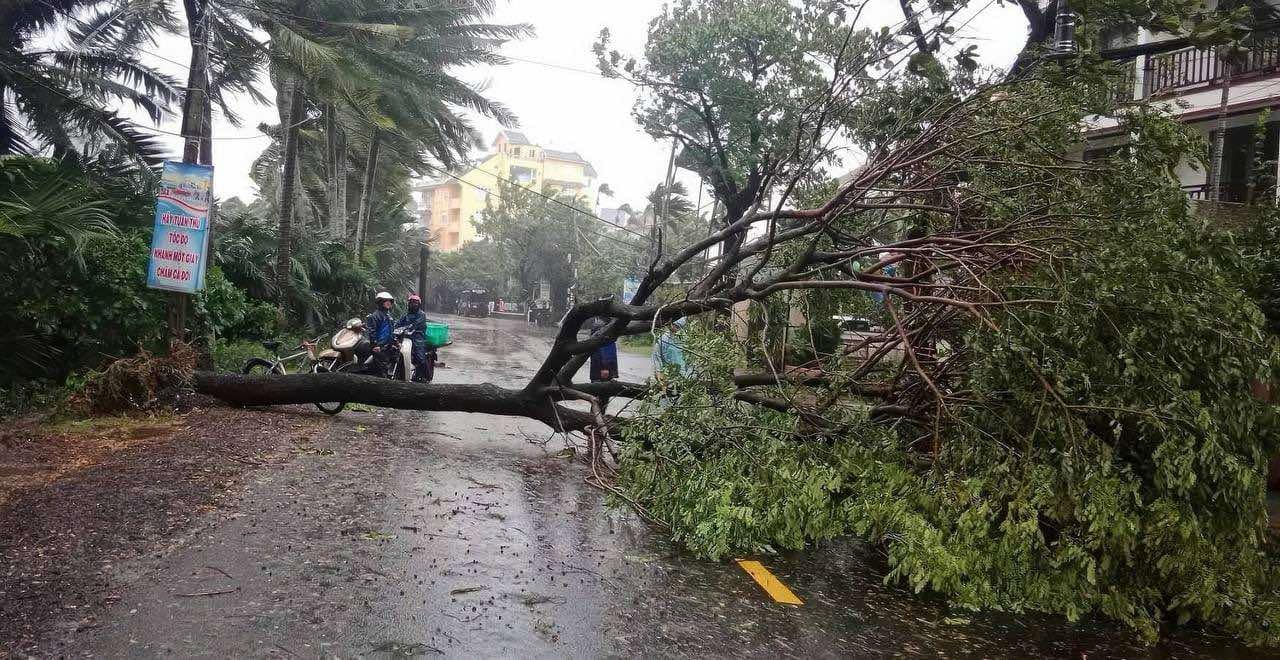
left=736, top=559, right=803, bottom=605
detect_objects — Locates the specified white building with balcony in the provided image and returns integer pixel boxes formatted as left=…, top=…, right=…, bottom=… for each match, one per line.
left=1089, top=13, right=1280, bottom=202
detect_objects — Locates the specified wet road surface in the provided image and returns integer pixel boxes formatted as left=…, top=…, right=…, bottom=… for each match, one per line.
left=64, top=315, right=1255, bottom=658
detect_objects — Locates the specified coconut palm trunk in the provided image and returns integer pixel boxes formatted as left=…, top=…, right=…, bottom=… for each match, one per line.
left=354, top=127, right=381, bottom=259
left=276, top=78, right=305, bottom=304
left=179, top=0, right=210, bottom=164
left=325, top=103, right=347, bottom=240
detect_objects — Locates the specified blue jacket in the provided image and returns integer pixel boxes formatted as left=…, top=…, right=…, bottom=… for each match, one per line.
left=365, top=308, right=394, bottom=346
left=588, top=319, right=618, bottom=381
left=396, top=310, right=429, bottom=342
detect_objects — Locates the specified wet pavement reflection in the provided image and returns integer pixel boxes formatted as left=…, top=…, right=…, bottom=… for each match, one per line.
left=71, top=315, right=1258, bottom=658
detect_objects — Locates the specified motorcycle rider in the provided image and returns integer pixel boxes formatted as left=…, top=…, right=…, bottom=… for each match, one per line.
left=396, top=293, right=431, bottom=382
left=365, top=291, right=396, bottom=373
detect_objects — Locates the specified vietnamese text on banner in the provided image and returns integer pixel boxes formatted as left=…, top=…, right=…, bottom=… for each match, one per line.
left=146, top=161, right=213, bottom=294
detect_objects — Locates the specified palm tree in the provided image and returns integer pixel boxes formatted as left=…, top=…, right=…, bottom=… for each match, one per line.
left=234, top=0, right=527, bottom=302
left=337, top=5, right=529, bottom=258
left=173, top=0, right=268, bottom=164
left=0, top=155, right=117, bottom=245
left=0, top=0, right=181, bottom=162
left=233, top=0, right=420, bottom=301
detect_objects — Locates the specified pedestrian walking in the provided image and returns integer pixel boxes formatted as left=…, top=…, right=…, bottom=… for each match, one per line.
left=653, top=316, right=687, bottom=375
left=872, top=252, right=897, bottom=305
left=589, top=317, right=619, bottom=382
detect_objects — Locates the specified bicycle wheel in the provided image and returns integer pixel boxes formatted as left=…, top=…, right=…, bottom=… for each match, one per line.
left=311, top=362, right=346, bottom=415
left=242, top=357, right=283, bottom=375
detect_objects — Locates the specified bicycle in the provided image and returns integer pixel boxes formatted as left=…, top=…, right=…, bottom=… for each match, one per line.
left=241, top=336, right=344, bottom=415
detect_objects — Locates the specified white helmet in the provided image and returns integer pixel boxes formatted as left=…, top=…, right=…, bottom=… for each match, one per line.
left=345, top=318, right=364, bottom=330
left=375, top=291, right=394, bottom=302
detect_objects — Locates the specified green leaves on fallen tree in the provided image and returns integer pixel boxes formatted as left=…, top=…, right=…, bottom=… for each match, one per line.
left=617, top=83, right=1280, bottom=647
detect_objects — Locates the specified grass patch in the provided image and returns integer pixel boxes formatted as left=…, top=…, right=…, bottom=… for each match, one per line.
left=619, top=334, right=655, bottom=354
left=45, top=412, right=176, bottom=436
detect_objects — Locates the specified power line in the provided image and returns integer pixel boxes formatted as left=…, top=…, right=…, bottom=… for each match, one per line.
left=0, top=60, right=314, bottom=142
left=197, top=1, right=936, bottom=111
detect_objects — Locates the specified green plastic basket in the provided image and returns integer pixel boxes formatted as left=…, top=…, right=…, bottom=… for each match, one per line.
left=424, top=322, right=451, bottom=347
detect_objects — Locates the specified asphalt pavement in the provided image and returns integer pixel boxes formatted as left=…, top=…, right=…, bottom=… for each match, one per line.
left=58, top=315, right=1252, bottom=658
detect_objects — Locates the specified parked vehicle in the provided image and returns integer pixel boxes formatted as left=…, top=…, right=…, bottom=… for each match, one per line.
left=457, top=289, right=490, bottom=317
left=528, top=298, right=553, bottom=326
left=241, top=335, right=343, bottom=414
left=313, top=319, right=451, bottom=415
left=833, top=315, right=904, bottom=365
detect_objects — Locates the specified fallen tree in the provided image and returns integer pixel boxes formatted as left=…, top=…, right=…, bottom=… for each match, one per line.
left=192, top=0, right=1280, bottom=645
left=192, top=372, right=600, bottom=431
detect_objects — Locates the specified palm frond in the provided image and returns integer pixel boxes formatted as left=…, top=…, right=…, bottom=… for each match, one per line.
left=60, top=104, right=170, bottom=165
left=269, top=23, right=343, bottom=76
left=68, top=0, right=175, bottom=53
left=0, top=155, right=118, bottom=251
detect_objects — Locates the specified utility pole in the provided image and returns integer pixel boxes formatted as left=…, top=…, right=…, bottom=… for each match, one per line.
left=651, top=139, right=678, bottom=267
left=1052, top=0, right=1077, bottom=56
left=1208, top=53, right=1235, bottom=202
left=570, top=196, right=579, bottom=312
left=702, top=196, right=720, bottom=277
left=170, top=0, right=211, bottom=350
left=417, top=240, right=430, bottom=304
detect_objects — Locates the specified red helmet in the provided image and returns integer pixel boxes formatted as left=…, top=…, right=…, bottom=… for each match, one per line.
left=408, top=293, right=422, bottom=303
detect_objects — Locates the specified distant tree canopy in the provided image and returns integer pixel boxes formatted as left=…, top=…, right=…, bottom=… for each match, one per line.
left=467, top=181, right=651, bottom=315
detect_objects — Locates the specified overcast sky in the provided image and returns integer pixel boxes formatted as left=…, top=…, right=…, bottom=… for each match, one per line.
left=137, top=0, right=1028, bottom=212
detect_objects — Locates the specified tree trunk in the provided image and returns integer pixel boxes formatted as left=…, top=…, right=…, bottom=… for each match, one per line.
left=179, top=0, right=210, bottom=165
left=418, top=241, right=430, bottom=298
left=192, top=372, right=596, bottom=432
left=0, top=85, right=13, bottom=155
left=354, top=128, right=381, bottom=260
left=337, top=138, right=349, bottom=238
left=325, top=104, right=347, bottom=240
left=171, top=0, right=210, bottom=353
left=276, top=78, right=305, bottom=305
left=550, top=277, right=571, bottom=319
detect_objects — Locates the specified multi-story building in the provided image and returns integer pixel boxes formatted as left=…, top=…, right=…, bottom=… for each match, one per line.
left=414, top=130, right=599, bottom=251
left=1088, top=17, right=1280, bottom=202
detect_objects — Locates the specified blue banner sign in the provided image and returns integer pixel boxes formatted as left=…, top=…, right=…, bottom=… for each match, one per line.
left=146, top=161, right=213, bottom=293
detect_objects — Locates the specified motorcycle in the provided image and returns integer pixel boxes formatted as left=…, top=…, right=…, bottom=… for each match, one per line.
left=311, top=319, right=443, bottom=415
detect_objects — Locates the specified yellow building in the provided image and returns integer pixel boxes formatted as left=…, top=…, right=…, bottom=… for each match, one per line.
left=415, top=130, right=598, bottom=251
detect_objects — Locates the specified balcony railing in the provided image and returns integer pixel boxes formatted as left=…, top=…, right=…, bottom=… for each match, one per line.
left=1143, top=31, right=1280, bottom=97
left=1182, top=182, right=1260, bottom=203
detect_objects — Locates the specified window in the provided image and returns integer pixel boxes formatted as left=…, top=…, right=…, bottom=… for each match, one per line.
left=513, top=147, right=521, bottom=157
left=510, top=166, right=536, bottom=184
left=1083, top=144, right=1126, bottom=162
